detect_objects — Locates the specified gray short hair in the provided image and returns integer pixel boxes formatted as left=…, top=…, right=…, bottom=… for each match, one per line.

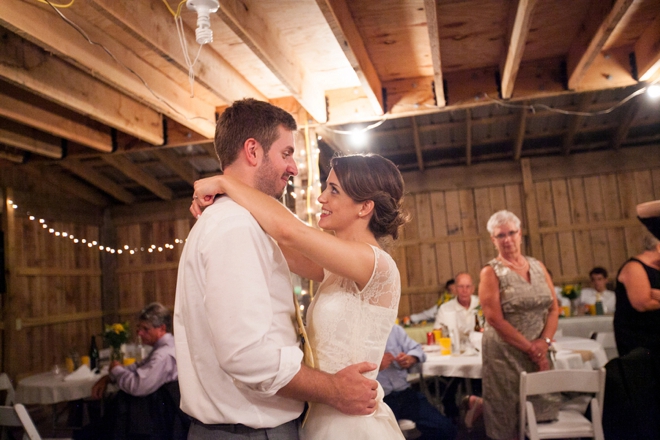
left=139, top=302, right=172, bottom=333
left=486, top=210, right=521, bottom=235
left=642, top=233, right=660, bottom=251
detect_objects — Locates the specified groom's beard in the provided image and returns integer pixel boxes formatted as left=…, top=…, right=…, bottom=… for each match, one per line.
left=255, top=155, right=288, bottom=199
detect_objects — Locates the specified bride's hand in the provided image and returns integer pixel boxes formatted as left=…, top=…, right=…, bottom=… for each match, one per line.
left=190, top=176, right=226, bottom=218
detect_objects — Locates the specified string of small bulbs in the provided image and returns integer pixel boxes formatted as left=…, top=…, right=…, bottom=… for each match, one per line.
left=6, top=199, right=186, bottom=256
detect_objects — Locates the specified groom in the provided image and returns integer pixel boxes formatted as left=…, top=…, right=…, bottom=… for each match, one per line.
left=174, top=99, right=379, bottom=439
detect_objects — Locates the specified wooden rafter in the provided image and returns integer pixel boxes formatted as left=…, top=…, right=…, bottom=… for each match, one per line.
left=423, top=0, right=446, bottom=107
left=466, top=109, right=472, bottom=166
left=317, top=0, right=384, bottom=115
left=0, top=0, right=215, bottom=138
left=152, top=150, right=199, bottom=186
left=635, top=13, right=660, bottom=82
left=100, top=155, right=174, bottom=200
left=0, top=30, right=163, bottom=145
left=500, top=0, right=538, bottom=99
left=23, top=164, right=110, bottom=207
left=513, top=104, right=528, bottom=161
left=562, top=93, right=591, bottom=156
left=59, top=159, right=136, bottom=204
left=0, top=148, right=26, bottom=164
left=567, top=0, right=635, bottom=90
left=411, top=117, right=424, bottom=171
left=216, top=0, right=327, bottom=123
left=88, top=0, right=265, bottom=104
left=0, top=84, right=112, bottom=153
left=0, top=118, right=62, bottom=159
left=611, top=99, right=641, bottom=150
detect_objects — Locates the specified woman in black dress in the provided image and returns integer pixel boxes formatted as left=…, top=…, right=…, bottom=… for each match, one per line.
left=613, top=233, right=660, bottom=356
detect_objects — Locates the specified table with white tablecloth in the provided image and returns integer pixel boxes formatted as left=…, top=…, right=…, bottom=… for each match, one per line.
left=556, top=315, right=613, bottom=338
left=420, top=336, right=607, bottom=379
left=16, top=370, right=107, bottom=405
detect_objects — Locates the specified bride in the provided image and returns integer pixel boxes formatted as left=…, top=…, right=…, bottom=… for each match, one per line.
left=191, top=153, right=407, bottom=439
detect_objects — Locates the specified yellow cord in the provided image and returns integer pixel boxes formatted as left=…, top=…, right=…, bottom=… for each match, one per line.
left=162, top=0, right=187, bottom=18
left=38, top=0, right=75, bottom=8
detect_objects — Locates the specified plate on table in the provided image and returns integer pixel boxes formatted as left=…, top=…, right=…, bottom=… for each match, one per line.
left=422, top=344, right=440, bottom=352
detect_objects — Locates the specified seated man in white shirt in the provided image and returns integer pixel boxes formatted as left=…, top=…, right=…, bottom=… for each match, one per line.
left=409, top=279, right=456, bottom=324
left=433, top=273, right=479, bottom=334
left=578, top=267, right=616, bottom=314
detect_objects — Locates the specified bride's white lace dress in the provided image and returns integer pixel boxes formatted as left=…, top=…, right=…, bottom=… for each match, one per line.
left=301, top=245, right=405, bottom=440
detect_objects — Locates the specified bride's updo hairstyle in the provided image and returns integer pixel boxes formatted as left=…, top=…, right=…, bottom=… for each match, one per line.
left=330, top=154, right=407, bottom=240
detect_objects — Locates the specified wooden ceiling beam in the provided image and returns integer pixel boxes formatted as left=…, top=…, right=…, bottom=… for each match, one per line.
left=611, top=99, right=641, bottom=150
left=423, top=0, right=446, bottom=107
left=59, top=158, right=136, bottom=204
left=216, top=0, right=327, bottom=123
left=500, top=0, right=539, bottom=99
left=0, top=29, right=163, bottom=145
left=0, top=83, right=112, bottom=153
left=152, top=150, right=199, bottom=186
left=562, top=93, right=591, bottom=156
left=100, top=155, right=173, bottom=201
left=0, top=148, right=26, bottom=164
left=317, top=0, right=384, bottom=115
left=0, top=0, right=215, bottom=138
left=635, top=13, right=660, bottom=82
left=88, top=0, right=265, bottom=105
left=466, top=109, right=472, bottom=166
left=23, top=164, right=111, bottom=207
left=0, top=118, right=62, bottom=159
left=411, top=117, right=424, bottom=171
left=567, top=0, right=635, bottom=90
left=513, top=104, right=528, bottom=161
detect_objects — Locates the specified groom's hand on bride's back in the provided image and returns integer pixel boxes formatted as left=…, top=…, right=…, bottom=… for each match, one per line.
left=331, top=362, right=379, bottom=415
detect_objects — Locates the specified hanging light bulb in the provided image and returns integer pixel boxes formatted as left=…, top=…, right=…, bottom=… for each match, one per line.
left=187, top=0, right=220, bottom=44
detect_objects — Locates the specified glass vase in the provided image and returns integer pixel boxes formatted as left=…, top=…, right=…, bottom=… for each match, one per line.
left=110, top=346, right=123, bottom=363
left=570, top=298, right=580, bottom=316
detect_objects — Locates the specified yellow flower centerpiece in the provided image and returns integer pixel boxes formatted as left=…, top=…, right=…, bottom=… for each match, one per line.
left=561, top=284, right=581, bottom=316
left=104, top=322, right=130, bottom=362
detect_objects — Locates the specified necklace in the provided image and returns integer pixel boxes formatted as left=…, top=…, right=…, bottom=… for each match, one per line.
left=498, top=256, right=528, bottom=271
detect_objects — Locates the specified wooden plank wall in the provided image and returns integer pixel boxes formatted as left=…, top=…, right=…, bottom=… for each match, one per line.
left=395, top=145, right=660, bottom=318
left=1, top=186, right=104, bottom=378
left=111, top=199, right=194, bottom=328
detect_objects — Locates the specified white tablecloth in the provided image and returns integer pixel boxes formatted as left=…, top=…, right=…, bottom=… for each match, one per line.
left=418, top=336, right=607, bottom=379
left=16, top=371, right=107, bottom=405
left=556, top=315, right=613, bottom=338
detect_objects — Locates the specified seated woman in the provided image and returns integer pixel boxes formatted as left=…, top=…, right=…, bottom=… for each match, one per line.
left=613, top=233, right=660, bottom=357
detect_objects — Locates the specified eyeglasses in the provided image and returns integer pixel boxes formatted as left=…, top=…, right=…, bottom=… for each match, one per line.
left=493, top=230, right=519, bottom=240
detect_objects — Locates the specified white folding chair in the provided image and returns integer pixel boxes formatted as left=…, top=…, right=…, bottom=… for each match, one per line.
left=0, top=404, right=42, bottom=440
left=519, top=368, right=605, bottom=440
left=0, top=374, right=15, bottom=406
left=590, top=331, right=618, bottom=360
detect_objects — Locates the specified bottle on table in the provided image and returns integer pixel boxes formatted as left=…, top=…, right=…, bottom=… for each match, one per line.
left=89, top=335, right=100, bottom=373
left=136, top=336, right=145, bottom=362
left=474, top=314, right=481, bottom=332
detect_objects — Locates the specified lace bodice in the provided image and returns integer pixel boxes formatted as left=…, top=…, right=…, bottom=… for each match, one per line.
left=306, top=245, right=400, bottom=380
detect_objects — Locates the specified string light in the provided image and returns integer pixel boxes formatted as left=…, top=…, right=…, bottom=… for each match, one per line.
left=10, top=200, right=186, bottom=256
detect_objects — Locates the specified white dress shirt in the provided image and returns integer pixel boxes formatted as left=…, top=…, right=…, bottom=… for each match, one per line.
left=174, top=197, right=304, bottom=427
left=578, top=288, right=616, bottom=314
left=433, top=296, right=480, bottom=334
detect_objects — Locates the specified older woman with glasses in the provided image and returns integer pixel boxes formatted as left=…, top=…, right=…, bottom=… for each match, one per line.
left=466, top=210, right=560, bottom=439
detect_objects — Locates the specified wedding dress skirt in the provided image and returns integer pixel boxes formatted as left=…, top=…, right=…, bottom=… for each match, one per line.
left=301, top=384, right=403, bottom=440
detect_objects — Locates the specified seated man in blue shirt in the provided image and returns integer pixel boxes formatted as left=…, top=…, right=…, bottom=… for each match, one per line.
left=77, top=303, right=185, bottom=440
left=91, top=302, right=177, bottom=399
left=377, top=325, right=457, bottom=440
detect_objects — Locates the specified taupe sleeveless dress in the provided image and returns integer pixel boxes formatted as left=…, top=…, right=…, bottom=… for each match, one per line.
left=482, top=257, right=560, bottom=440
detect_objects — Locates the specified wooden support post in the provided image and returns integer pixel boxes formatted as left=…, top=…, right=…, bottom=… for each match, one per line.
left=2, top=189, right=18, bottom=376
left=520, top=158, right=541, bottom=257
left=412, top=117, right=424, bottom=171
left=101, top=209, right=119, bottom=327
left=466, top=109, right=472, bottom=166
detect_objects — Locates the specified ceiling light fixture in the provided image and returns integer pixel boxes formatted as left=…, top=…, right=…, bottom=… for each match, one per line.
left=647, top=84, right=660, bottom=99
left=187, top=0, right=220, bottom=44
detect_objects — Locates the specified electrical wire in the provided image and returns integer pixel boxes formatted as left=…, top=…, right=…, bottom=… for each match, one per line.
left=322, top=78, right=660, bottom=136
left=162, top=0, right=187, bottom=18
left=41, top=0, right=212, bottom=124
